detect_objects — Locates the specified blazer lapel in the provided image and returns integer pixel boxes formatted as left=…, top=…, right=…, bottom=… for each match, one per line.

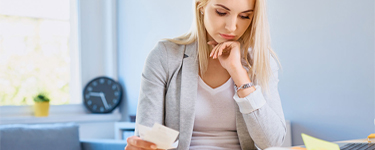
left=178, top=41, right=198, bottom=149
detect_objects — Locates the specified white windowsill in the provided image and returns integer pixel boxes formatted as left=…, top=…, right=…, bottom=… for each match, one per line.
left=0, top=113, right=121, bottom=125
left=0, top=104, right=122, bottom=125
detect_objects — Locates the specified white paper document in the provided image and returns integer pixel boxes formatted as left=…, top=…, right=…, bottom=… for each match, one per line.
left=137, top=123, right=179, bottom=149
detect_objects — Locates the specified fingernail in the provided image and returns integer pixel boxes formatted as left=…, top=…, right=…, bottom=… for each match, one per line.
left=151, top=145, right=157, bottom=149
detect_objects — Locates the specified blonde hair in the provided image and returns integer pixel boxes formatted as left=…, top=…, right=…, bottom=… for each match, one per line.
left=165, top=0, right=280, bottom=91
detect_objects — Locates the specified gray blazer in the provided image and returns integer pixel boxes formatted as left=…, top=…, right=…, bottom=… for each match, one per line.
left=135, top=40, right=286, bottom=150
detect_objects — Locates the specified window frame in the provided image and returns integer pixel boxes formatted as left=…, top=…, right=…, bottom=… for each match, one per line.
left=69, top=0, right=82, bottom=105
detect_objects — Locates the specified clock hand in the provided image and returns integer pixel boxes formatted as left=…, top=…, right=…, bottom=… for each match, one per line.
left=88, top=92, right=109, bottom=110
left=100, top=92, right=110, bottom=109
left=89, top=92, right=101, bottom=97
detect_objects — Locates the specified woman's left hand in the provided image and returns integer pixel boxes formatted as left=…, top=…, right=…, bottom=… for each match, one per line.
left=208, top=40, right=242, bottom=71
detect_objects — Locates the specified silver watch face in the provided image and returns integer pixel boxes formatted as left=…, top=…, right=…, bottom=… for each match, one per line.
left=235, top=82, right=253, bottom=91
left=243, top=83, right=252, bottom=88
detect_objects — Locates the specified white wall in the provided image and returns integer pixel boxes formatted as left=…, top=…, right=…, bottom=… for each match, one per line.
left=117, top=0, right=193, bottom=121
left=80, top=0, right=117, bottom=85
left=267, top=0, right=374, bottom=145
left=77, top=0, right=118, bottom=139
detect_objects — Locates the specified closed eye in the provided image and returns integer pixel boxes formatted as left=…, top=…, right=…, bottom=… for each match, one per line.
left=216, top=10, right=226, bottom=16
left=216, top=10, right=250, bottom=19
left=241, top=15, right=250, bottom=19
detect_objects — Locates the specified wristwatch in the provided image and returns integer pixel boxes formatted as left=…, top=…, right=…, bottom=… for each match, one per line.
left=234, top=82, right=253, bottom=92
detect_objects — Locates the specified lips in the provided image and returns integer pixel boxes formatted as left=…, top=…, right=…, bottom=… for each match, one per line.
left=220, top=33, right=235, bottom=40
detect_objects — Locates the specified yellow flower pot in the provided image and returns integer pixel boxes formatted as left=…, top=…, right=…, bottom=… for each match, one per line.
left=34, top=101, right=50, bottom=117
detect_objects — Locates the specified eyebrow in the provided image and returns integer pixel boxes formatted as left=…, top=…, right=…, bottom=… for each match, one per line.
left=215, top=4, right=253, bottom=13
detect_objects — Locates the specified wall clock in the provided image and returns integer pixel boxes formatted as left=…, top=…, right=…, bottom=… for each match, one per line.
left=83, top=76, right=122, bottom=113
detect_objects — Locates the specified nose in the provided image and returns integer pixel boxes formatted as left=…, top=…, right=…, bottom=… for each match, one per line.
left=225, top=16, right=237, bottom=32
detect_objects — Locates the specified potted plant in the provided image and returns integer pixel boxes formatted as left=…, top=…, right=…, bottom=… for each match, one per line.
left=33, top=93, right=50, bottom=117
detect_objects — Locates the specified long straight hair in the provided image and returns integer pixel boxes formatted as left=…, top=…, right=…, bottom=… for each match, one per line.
left=165, top=0, right=280, bottom=91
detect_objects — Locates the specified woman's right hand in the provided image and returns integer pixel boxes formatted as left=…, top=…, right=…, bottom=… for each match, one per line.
left=125, top=136, right=158, bottom=150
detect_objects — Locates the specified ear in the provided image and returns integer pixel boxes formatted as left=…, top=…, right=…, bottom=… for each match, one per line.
left=197, top=2, right=205, bottom=13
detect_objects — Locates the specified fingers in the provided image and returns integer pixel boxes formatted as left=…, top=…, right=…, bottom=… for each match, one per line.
left=210, top=43, right=221, bottom=59
left=214, top=43, right=227, bottom=59
left=215, top=44, right=223, bottom=58
left=209, top=43, right=217, bottom=57
left=207, top=40, right=218, bottom=57
left=221, top=44, right=232, bottom=55
left=126, top=136, right=157, bottom=150
left=218, top=44, right=226, bottom=56
left=208, top=41, right=233, bottom=59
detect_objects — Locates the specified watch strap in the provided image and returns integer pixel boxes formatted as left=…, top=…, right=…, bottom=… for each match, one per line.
left=234, top=82, right=253, bottom=92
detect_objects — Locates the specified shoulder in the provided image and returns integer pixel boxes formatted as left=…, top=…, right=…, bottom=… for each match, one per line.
left=148, top=40, right=187, bottom=60
left=145, top=40, right=191, bottom=69
left=152, top=40, right=185, bottom=54
left=157, top=40, right=182, bottom=50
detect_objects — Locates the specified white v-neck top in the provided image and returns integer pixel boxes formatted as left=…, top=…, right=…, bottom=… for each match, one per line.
left=189, top=76, right=241, bottom=150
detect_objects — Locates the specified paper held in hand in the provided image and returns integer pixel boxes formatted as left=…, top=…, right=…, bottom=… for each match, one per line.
left=137, top=123, right=179, bottom=149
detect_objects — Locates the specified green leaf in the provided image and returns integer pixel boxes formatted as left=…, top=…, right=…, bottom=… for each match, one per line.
left=33, top=93, right=50, bottom=102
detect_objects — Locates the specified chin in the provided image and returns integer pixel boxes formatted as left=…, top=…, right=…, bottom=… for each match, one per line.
left=212, top=37, right=226, bottom=43
left=213, top=36, right=237, bottom=43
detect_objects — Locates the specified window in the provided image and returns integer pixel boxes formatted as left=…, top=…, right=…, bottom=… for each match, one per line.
left=0, top=0, right=81, bottom=106
left=0, top=0, right=122, bottom=125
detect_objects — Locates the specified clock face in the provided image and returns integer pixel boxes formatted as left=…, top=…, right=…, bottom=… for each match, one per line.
left=83, top=77, right=122, bottom=113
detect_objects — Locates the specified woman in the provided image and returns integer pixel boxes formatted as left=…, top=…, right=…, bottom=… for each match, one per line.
left=125, top=0, right=286, bottom=149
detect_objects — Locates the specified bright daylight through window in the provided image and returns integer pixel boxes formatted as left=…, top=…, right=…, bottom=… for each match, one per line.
left=0, top=0, right=76, bottom=106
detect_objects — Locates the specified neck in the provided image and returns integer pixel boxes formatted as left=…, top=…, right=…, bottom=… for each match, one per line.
left=206, top=32, right=215, bottom=52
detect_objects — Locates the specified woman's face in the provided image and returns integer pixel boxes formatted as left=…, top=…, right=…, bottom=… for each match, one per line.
left=201, top=0, right=255, bottom=43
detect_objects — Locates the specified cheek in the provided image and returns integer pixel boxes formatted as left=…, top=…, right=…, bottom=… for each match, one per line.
left=204, top=14, right=225, bottom=41
left=204, top=14, right=221, bottom=33
left=237, top=20, right=252, bottom=37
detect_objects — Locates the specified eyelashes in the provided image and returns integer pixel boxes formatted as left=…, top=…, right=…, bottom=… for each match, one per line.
left=215, top=10, right=250, bottom=19
left=240, top=15, right=250, bottom=19
left=216, top=10, right=226, bottom=16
